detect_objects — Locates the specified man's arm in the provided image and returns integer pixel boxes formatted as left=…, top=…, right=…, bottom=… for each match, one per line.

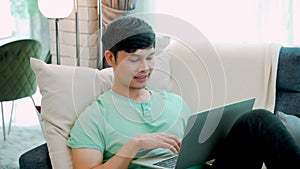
left=71, top=133, right=181, bottom=169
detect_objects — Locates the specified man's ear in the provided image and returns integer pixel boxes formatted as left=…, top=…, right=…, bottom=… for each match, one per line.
left=104, top=50, right=116, bottom=67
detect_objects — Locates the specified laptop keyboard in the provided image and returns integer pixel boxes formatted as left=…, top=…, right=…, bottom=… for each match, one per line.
left=153, top=156, right=178, bottom=168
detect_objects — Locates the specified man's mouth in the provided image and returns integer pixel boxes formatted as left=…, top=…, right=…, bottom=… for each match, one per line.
left=133, top=75, right=149, bottom=82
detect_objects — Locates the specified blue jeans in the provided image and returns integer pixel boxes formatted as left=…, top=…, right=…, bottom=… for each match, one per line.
left=19, top=143, right=52, bottom=169
left=212, top=109, right=300, bottom=169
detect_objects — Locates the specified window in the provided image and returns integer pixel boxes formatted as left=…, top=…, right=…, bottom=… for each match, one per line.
left=0, top=0, right=50, bottom=60
left=155, top=0, right=300, bottom=46
left=0, top=0, right=14, bottom=39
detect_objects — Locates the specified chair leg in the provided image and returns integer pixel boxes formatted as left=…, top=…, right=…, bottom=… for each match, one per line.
left=30, top=96, right=37, bottom=109
left=8, top=101, right=15, bottom=135
left=1, top=102, right=6, bottom=141
left=29, top=96, right=39, bottom=116
left=30, top=96, right=45, bottom=137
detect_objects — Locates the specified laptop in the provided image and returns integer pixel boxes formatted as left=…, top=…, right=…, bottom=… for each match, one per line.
left=132, top=98, right=255, bottom=169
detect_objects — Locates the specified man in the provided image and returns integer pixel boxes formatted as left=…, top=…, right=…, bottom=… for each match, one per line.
left=67, top=16, right=190, bottom=169
left=67, top=16, right=300, bottom=169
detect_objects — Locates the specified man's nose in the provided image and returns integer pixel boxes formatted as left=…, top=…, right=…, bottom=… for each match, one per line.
left=139, top=60, right=150, bottom=71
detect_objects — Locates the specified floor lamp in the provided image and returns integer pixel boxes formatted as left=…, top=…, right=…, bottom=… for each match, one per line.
left=97, top=0, right=103, bottom=69
left=75, top=0, right=80, bottom=66
left=38, top=0, right=74, bottom=65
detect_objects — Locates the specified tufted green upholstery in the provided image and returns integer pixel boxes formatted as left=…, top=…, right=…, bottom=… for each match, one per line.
left=0, top=39, right=42, bottom=141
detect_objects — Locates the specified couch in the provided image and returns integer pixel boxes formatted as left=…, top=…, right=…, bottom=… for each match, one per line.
left=19, top=39, right=300, bottom=169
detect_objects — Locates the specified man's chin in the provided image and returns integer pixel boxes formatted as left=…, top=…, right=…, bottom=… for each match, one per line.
left=130, top=79, right=149, bottom=90
left=129, top=85, right=147, bottom=90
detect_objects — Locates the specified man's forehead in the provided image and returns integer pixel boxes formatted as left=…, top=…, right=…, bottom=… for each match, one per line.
left=128, top=48, right=155, bottom=56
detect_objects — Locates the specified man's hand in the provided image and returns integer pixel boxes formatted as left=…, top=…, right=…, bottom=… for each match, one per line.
left=72, top=133, right=181, bottom=169
left=133, top=133, right=181, bottom=154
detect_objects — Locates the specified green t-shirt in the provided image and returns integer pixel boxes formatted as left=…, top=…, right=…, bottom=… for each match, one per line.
left=67, top=89, right=191, bottom=168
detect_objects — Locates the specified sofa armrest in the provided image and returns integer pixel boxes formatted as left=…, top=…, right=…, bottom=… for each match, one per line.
left=275, top=47, right=300, bottom=118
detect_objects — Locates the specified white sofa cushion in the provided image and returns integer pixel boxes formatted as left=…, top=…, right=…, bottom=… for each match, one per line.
left=166, top=40, right=281, bottom=113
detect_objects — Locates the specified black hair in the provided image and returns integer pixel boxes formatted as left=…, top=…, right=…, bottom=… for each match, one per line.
left=102, top=16, right=156, bottom=62
left=110, top=33, right=156, bottom=60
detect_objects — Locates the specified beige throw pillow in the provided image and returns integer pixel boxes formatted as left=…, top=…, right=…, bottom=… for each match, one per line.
left=31, top=58, right=113, bottom=168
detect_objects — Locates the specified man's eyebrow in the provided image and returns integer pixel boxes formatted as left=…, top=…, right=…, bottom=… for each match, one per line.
left=129, top=52, right=155, bottom=57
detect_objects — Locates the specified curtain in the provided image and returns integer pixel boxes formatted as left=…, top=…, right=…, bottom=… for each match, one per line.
left=102, top=0, right=136, bottom=10
left=99, top=0, right=138, bottom=68
left=101, top=0, right=137, bottom=28
left=155, top=0, right=300, bottom=46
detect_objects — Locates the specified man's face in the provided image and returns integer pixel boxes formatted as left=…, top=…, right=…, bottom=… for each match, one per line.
left=113, top=48, right=155, bottom=90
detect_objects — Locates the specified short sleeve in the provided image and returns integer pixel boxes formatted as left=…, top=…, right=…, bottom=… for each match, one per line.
left=67, top=101, right=106, bottom=152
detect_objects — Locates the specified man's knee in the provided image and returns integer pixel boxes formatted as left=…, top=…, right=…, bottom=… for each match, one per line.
left=238, top=109, right=278, bottom=125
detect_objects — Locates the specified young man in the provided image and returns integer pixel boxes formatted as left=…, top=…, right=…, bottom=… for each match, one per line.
left=67, top=16, right=300, bottom=169
left=67, top=16, right=190, bottom=169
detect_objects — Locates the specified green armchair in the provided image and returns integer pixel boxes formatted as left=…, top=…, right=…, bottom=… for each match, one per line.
left=0, top=39, right=42, bottom=141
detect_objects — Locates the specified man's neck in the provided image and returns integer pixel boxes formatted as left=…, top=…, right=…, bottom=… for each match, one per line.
left=112, top=85, right=151, bottom=102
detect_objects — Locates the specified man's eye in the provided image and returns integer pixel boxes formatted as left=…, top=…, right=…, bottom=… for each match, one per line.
left=129, top=58, right=139, bottom=62
left=146, top=57, right=153, bottom=61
